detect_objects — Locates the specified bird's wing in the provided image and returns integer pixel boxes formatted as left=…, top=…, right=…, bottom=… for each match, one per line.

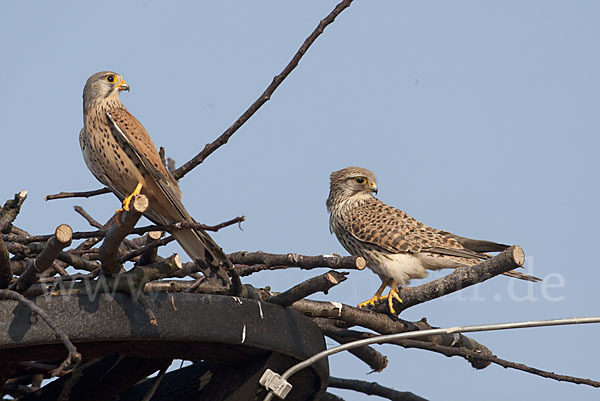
left=340, top=197, right=486, bottom=260
left=106, top=108, right=186, bottom=221
left=106, top=108, right=230, bottom=283
left=438, top=232, right=509, bottom=253
left=340, top=198, right=541, bottom=281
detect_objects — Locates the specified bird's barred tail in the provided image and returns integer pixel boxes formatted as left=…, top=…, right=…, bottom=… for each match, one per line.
left=171, top=228, right=231, bottom=286
left=503, top=269, right=542, bottom=282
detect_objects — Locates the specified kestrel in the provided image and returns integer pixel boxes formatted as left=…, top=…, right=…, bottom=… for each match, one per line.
left=326, top=166, right=539, bottom=314
left=80, top=71, right=230, bottom=285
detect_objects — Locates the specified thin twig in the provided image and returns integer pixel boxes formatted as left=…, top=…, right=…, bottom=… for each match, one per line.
left=73, top=205, right=104, bottom=229
left=269, top=271, right=348, bottom=307
left=44, top=187, right=111, bottom=201
left=269, top=316, right=600, bottom=401
left=329, top=377, right=428, bottom=401
left=0, top=191, right=28, bottom=233
left=383, top=336, right=600, bottom=388
left=119, top=236, right=175, bottom=264
left=173, top=0, right=356, bottom=179
left=316, top=318, right=388, bottom=373
left=0, top=289, right=82, bottom=374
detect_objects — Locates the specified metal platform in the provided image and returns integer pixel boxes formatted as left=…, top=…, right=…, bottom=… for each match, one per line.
left=0, top=292, right=329, bottom=401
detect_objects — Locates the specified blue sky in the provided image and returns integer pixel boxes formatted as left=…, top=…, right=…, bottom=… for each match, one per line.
left=2, top=1, right=599, bottom=399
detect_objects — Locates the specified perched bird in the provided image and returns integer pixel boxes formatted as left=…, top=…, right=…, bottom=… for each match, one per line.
left=326, top=166, right=539, bottom=314
left=80, top=71, right=230, bottom=285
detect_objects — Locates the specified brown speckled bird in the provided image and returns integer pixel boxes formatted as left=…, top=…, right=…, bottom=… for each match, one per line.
left=80, top=71, right=229, bottom=285
left=327, top=166, right=539, bottom=314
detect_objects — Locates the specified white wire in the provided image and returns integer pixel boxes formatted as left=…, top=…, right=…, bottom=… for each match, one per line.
left=263, top=316, right=600, bottom=400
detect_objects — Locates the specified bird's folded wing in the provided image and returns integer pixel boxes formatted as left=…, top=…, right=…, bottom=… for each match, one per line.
left=439, top=232, right=509, bottom=253
left=341, top=198, right=484, bottom=259
left=106, top=108, right=188, bottom=222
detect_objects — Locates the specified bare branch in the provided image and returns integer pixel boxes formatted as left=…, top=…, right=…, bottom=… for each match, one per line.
left=99, top=195, right=148, bottom=275
left=57, top=251, right=100, bottom=272
left=173, top=0, right=356, bottom=179
left=132, top=215, right=245, bottom=235
left=73, top=205, right=104, bottom=229
left=291, top=299, right=493, bottom=369
left=119, top=236, right=175, bottom=264
left=269, top=270, right=348, bottom=307
left=329, top=377, right=428, bottom=401
left=230, top=251, right=366, bottom=275
left=138, top=231, right=163, bottom=266
left=321, top=323, right=600, bottom=388
left=0, top=191, right=28, bottom=233
left=374, top=246, right=526, bottom=314
left=10, top=225, right=73, bottom=293
left=316, top=318, right=388, bottom=373
left=44, top=187, right=111, bottom=201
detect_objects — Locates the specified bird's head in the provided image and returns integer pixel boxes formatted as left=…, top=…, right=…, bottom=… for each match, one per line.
left=327, top=166, right=378, bottom=210
left=83, top=71, right=129, bottom=110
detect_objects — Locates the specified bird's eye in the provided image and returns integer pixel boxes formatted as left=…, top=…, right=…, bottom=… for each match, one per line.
left=106, top=75, right=115, bottom=83
left=354, top=177, right=366, bottom=184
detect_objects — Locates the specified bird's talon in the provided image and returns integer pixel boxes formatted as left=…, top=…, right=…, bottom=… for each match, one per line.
left=386, top=287, right=402, bottom=315
left=120, top=182, right=143, bottom=212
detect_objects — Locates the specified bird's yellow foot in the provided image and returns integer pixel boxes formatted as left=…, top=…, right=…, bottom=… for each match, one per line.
left=385, top=287, right=403, bottom=314
left=357, top=294, right=388, bottom=309
left=116, top=183, right=143, bottom=214
left=114, top=183, right=143, bottom=226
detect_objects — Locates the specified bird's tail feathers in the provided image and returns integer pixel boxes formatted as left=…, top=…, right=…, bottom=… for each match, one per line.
left=171, top=228, right=231, bottom=286
left=502, top=269, right=542, bottom=282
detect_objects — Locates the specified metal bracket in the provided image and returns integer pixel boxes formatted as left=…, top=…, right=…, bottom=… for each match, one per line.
left=259, top=369, right=292, bottom=399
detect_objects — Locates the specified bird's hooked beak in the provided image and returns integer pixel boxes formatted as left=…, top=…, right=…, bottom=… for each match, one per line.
left=117, top=79, right=130, bottom=92
left=370, top=181, right=378, bottom=194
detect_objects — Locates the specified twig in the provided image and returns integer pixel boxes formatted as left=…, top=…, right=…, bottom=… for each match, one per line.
left=321, top=323, right=492, bottom=370
left=119, top=236, right=175, bottom=263
left=10, top=225, right=73, bottom=293
left=317, top=319, right=388, bottom=373
left=99, top=195, right=148, bottom=274
left=173, top=0, right=356, bottom=179
left=374, top=246, right=526, bottom=314
left=384, top=337, right=600, bottom=387
left=44, top=187, right=111, bottom=201
left=57, top=251, right=100, bottom=272
left=290, top=299, right=493, bottom=368
left=328, top=377, right=428, bottom=401
left=0, top=289, right=82, bottom=374
left=4, top=216, right=245, bottom=246
left=23, top=257, right=181, bottom=298
left=230, top=251, right=366, bottom=272
left=271, top=316, right=600, bottom=400
left=73, top=205, right=104, bottom=229
left=0, top=191, right=28, bottom=233
left=132, top=216, right=245, bottom=235
left=269, top=271, right=348, bottom=307
left=138, top=231, right=163, bottom=266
